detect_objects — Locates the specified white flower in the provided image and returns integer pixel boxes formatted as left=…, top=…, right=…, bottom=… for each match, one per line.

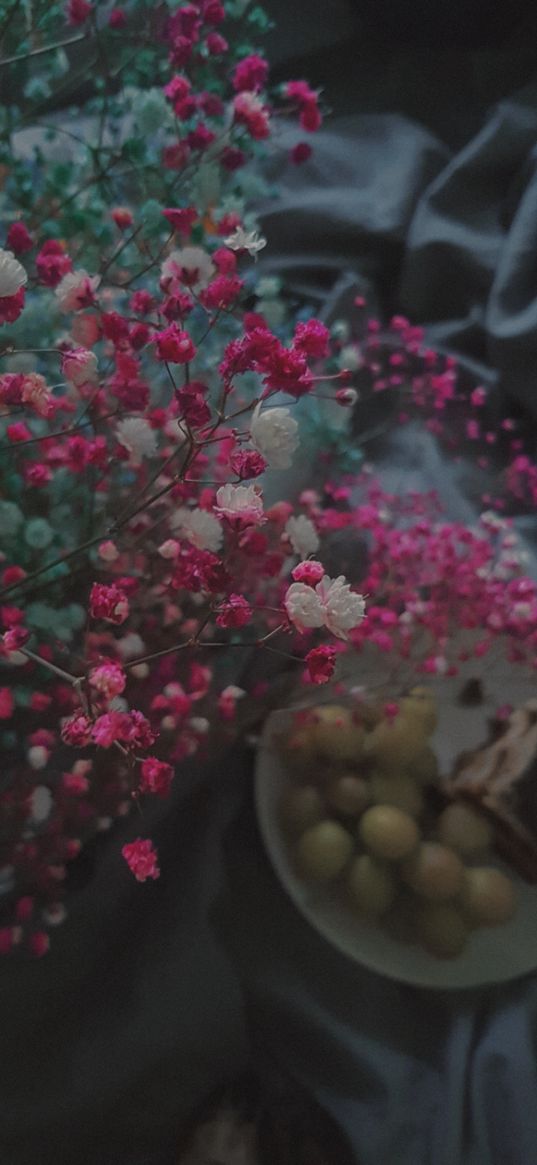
left=28, top=746, right=49, bottom=771
left=285, top=514, right=319, bottom=557
left=158, top=539, right=180, bottom=559
left=284, top=582, right=325, bottom=633
left=29, top=785, right=52, bottom=823
left=317, top=575, right=366, bottom=639
left=173, top=506, right=223, bottom=553
left=43, top=903, right=67, bottom=927
left=55, top=269, right=100, bottom=312
left=337, top=344, right=363, bottom=372
left=285, top=574, right=366, bottom=640
left=61, top=347, right=98, bottom=387
left=214, top=483, right=265, bottom=526
left=0, top=248, right=27, bottom=297
left=224, top=225, right=267, bottom=257
left=250, top=403, right=299, bottom=469
left=161, top=246, right=215, bottom=293
left=116, top=417, right=157, bottom=463
left=116, top=632, right=145, bottom=660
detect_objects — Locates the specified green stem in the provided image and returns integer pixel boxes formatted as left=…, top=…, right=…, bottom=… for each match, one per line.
left=0, top=32, right=87, bottom=67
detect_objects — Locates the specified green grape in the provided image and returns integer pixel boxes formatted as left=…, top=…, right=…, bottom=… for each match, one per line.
left=347, top=855, right=396, bottom=917
left=437, top=803, right=493, bottom=856
left=359, top=805, right=420, bottom=862
left=460, top=867, right=516, bottom=926
left=311, top=705, right=365, bottom=764
left=417, top=903, right=469, bottom=959
left=401, top=842, right=465, bottom=901
left=364, top=714, right=430, bottom=771
left=294, top=821, right=353, bottom=882
left=326, top=774, right=370, bottom=817
left=399, top=686, right=438, bottom=736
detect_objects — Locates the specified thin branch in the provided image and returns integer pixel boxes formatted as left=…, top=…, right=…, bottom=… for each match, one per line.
left=0, top=31, right=87, bottom=67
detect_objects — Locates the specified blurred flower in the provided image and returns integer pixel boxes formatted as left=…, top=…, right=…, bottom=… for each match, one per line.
left=250, top=403, right=298, bottom=469
left=285, top=515, right=319, bottom=557
left=0, top=249, right=27, bottom=297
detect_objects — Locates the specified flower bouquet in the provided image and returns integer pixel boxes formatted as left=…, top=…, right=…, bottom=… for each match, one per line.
left=1, top=0, right=537, bottom=958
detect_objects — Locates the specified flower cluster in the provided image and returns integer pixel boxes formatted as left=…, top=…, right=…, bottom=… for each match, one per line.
left=0, top=0, right=536, bottom=957
left=0, top=0, right=341, bottom=954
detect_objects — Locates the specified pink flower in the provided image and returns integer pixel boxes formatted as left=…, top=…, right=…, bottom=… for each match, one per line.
left=98, top=540, right=119, bottom=562
left=127, top=710, right=156, bottom=749
left=205, top=30, right=228, bottom=54
left=0, top=687, right=14, bottom=718
left=36, top=240, right=72, bottom=287
left=230, top=449, right=267, bottom=479
left=161, top=246, right=214, bottom=292
left=66, top=0, right=92, bottom=24
left=2, top=626, right=29, bottom=652
left=162, top=207, right=198, bottom=235
left=291, top=560, right=325, bottom=585
left=217, top=685, right=245, bottom=721
left=261, top=345, right=313, bottom=398
left=6, top=222, right=33, bottom=254
left=154, top=323, right=197, bottom=363
left=139, top=757, right=174, bottom=798
left=89, top=661, right=126, bottom=699
left=233, top=92, right=270, bottom=140
left=28, top=932, right=50, bottom=957
left=232, top=54, right=269, bottom=92
left=204, top=0, right=225, bottom=23
left=290, top=142, right=312, bottom=165
left=111, top=206, right=133, bottom=229
left=216, top=594, right=252, bottom=628
left=294, top=319, right=330, bottom=359
left=285, top=81, right=322, bottom=132
left=214, top=483, right=265, bottom=528
left=305, top=645, right=336, bottom=684
left=21, top=373, right=53, bottom=418
left=92, top=711, right=130, bottom=748
left=335, top=387, right=359, bottom=407
left=200, top=274, right=243, bottom=310
left=164, top=74, right=191, bottom=109
left=122, top=838, right=160, bottom=882
left=61, top=347, right=98, bottom=387
left=89, top=582, right=129, bottom=625
left=61, top=714, right=93, bottom=747
left=108, top=7, right=127, bottom=28
left=55, top=269, right=99, bottom=311
left=0, top=287, right=25, bottom=325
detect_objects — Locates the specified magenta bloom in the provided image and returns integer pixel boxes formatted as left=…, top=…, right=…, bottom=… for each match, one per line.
left=122, top=839, right=160, bottom=883
left=139, top=757, right=174, bottom=798
left=305, top=645, right=337, bottom=685
left=89, top=582, right=129, bottom=625
left=154, top=323, right=197, bottom=364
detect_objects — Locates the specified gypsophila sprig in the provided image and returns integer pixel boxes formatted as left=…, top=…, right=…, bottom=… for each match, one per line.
left=0, top=0, right=536, bottom=957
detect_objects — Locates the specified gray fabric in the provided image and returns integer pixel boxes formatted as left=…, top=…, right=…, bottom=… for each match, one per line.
left=220, top=785, right=537, bottom=1165
left=0, top=762, right=248, bottom=1165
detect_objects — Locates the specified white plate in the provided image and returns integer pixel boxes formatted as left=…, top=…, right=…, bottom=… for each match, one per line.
left=255, top=683, right=537, bottom=989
